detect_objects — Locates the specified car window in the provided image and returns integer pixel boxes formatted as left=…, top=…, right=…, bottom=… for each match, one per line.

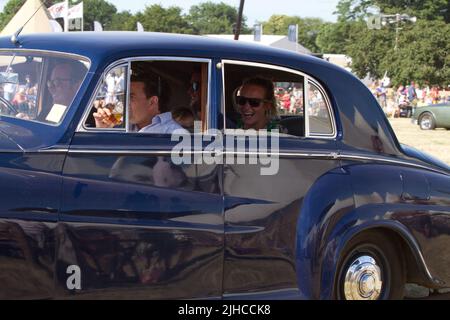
left=222, top=61, right=335, bottom=139
left=0, top=52, right=89, bottom=125
left=84, top=65, right=127, bottom=129
left=83, top=59, right=210, bottom=134
left=307, top=81, right=333, bottom=136
left=223, top=61, right=305, bottom=137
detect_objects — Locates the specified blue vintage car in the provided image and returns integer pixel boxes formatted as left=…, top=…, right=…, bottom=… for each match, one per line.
left=0, top=32, right=449, bottom=300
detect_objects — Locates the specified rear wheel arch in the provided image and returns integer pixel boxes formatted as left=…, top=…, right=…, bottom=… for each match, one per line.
left=331, top=227, right=432, bottom=300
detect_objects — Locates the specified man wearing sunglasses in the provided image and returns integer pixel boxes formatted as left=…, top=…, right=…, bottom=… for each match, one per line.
left=235, top=77, right=280, bottom=131
left=47, top=61, right=86, bottom=107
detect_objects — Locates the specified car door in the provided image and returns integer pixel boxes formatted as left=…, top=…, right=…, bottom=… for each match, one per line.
left=0, top=51, right=90, bottom=300
left=219, top=60, right=348, bottom=299
left=56, top=58, right=224, bottom=299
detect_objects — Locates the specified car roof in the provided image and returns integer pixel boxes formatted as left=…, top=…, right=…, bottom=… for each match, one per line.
left=0, top=32, right=338, bottom=71
left=0, top=32, right=406, bottom=160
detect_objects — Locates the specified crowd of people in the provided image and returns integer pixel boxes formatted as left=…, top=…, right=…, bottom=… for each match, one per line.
left=370, top=80, right=450, bottom=118
left=274, top=86, right=304, bottom=115
left=1, top=69, right=39, bottom=118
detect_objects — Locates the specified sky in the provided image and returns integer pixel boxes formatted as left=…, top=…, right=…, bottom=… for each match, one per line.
left=0, top=0, right=340, bottom=25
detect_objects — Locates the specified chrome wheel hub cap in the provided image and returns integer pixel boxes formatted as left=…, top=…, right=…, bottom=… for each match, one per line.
left=421, top=116, right=431, bottom=129
left=344, top=255, right=382, bottom=300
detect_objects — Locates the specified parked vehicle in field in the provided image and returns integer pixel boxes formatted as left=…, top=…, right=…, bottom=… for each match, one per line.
left=399, top=103, right=414, bottom=118
left=0, top=32, right=449, bottom=300
left=413, top=103, right=450, bottom=130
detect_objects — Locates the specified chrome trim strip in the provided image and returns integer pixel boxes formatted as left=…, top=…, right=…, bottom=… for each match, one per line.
left=339, top=154, right=449, bottom=175
left=76, top=57, right=213, bottom=133
left=0, top=150, right=22, bottom=154
left=68, top=149, right=202, bottom=156
left=304, top=77, right=310, bottom=137
left=126, top=61, right=131, bottom=133
left=37, top=148, right=69, bottom=153
left=63, top=148, right=448, bottom=174
left=220, top=59, right=337, bottom=140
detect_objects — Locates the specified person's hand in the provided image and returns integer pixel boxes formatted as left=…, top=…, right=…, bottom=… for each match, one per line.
left=93, top=100, right=115, bottom=128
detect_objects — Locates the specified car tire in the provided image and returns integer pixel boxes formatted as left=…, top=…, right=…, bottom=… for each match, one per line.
left=419, top=113, right=436, bottom=130
left=335, top=231, right=405, bottom=300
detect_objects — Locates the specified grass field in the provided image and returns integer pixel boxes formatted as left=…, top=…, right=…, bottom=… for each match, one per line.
left=389, top=118, right=450, bottom=165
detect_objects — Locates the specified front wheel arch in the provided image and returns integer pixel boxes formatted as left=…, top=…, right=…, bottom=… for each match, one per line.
left=419, top=112, right=436, bottom=130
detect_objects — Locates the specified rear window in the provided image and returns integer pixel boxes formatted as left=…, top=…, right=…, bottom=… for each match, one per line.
left=0, top=52, right=89, bottom=125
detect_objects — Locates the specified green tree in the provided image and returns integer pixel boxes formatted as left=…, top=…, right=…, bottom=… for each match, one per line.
left=108, top=11, right=136, bottom=31
left=316, top=21, right=353, bottom=54
left=385, top=20, right=450, bottom=86
left=136, top=4, right=192, bottom=34
left=262, top=15, right=325, bottom=53
left=82, top=0, right=117, bottom=31
left=186, top=1, right=249, bottom=35
left=345, top=20, right=394, bottom=79
left=336, top=0, right=450, bottom=23
left=329, top=0, right=449, bottom=86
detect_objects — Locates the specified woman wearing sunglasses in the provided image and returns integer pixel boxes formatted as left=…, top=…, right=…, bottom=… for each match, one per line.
left=235, top=77, right=281, bottom=131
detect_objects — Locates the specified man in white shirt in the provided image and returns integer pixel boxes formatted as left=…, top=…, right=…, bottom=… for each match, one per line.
left=94, top=74, right=186, bottom=134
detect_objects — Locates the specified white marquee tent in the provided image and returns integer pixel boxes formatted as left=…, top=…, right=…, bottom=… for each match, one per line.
left=1, top=0, right=56, bottom=37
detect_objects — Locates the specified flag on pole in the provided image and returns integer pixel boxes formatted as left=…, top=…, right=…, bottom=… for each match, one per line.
left=48, top=1, right=68, bottom=20
left=68, top=2, right=83, bottom=19
left=253, top=24, right=262, bottom=42
left=137, top=22, right=144, bottom=32
left=94, top=21, right=103, bottom=32
left=288, top=24, right=298, bottom=43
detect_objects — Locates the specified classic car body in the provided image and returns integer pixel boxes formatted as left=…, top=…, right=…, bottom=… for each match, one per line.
left=0, top=32, right=449, bottom=300
left=413, top=103, right=450, bottom=130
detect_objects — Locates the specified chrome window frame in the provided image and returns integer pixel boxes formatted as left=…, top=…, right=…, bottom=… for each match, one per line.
left=307, top=78, right=337, bottom=138
left=0, top=49, right=91, bottom=127
left=77, top=56, right=213, bottom=134
left=220, top=59, right=337, bottom=139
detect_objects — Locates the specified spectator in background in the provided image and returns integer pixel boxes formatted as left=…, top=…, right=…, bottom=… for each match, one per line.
left=376, top=82, right=387, bottom=109
left=431, top=86, right=440, bottom=104
left=3, top=67, right=17, bottom=101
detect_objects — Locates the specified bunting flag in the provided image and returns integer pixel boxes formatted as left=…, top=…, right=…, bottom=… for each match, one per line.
left=68, top=2, right=83, bottom=19
left=48, top=1, right=68, bottom=20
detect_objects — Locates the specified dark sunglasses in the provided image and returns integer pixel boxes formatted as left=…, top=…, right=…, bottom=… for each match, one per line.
left=47, top=78, right=72, bottom=88
left=236, top=96, right=267, bottom=108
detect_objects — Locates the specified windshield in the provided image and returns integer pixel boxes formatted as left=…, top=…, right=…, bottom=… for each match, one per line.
left=0, top=52, right=89, bottom=125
